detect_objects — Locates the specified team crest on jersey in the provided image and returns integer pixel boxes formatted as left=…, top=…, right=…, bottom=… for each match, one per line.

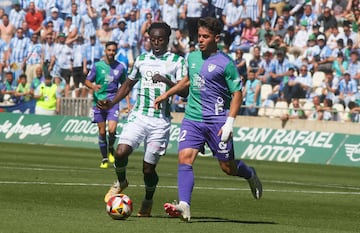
left=114, top=70, right=119, bottom=76
left=208, top=64, right=216, bottom=72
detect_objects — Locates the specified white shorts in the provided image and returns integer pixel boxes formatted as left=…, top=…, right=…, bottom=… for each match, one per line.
left=118, top=111, right=171, bottom=164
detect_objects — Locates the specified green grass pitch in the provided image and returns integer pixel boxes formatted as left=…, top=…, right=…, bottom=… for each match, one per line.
left=0, top=142, right=359, bottom=233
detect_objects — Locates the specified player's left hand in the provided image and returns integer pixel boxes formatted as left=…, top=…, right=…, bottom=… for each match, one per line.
left=152, top=74, right=166, bottom=83
left=218, top=117, right=235, bottom=142
left=154, top=94, right=168, bottom=110
left=96, top=100, right=112, bottom=110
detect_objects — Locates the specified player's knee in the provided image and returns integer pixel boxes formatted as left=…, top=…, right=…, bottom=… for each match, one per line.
left=142, top=162, right=156, bottom=175
left=115, top=144, right=132, bottom=159
left=220, top=165, right=237, bottom=176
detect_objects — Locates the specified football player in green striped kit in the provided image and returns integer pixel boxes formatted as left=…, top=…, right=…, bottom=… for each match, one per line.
left=97, top=22, right=188, bottom=217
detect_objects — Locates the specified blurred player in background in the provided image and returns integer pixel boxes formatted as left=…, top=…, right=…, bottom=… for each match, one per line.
left=97, top=22, right=187, bottom=217
left=84, top=41, right=128, bottom=169
left=154, top=17, right=263, bottom=222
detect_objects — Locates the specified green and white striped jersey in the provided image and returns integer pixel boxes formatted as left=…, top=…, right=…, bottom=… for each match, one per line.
left=128, top=51, right=187, bottom=118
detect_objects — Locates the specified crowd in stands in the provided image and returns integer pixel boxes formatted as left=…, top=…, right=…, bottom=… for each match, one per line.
left=0, top=0, right=359, bottom=122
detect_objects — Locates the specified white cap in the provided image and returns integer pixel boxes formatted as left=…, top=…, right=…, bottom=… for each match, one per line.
left=51, top=7, right=58, bottom=13
left=317, top=35, right=325, bottom=40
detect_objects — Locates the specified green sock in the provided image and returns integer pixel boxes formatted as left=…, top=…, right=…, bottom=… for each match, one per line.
left=115, top=157, right=128, bottom=183
left=144, top=172, right=158, bottom=200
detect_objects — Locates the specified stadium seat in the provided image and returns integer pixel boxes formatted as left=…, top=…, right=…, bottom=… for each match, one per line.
left=312, top=71, right=325, bottom=88
left=243, top=52, right=254, bottom=67
left=333, top=103, right=345, bottom=122
left=303, top=101, right=314, bottom=117
left=271, top=101, right=288, bottom=118
left=260, top=84, right=273, bottom=101
left=258, top=99, right=274, bottom=117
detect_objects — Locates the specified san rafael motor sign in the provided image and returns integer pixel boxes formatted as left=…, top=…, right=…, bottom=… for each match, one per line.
left=0, top=113, right=358, bottom=167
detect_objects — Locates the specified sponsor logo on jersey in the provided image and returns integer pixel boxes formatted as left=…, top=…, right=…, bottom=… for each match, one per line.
left=208, top=64, right=216, bottom=72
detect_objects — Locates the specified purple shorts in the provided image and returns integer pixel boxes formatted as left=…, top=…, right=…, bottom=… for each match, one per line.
left=178, top=118, right=235, bottom=161
left=91, top=104, right=120, bottom=123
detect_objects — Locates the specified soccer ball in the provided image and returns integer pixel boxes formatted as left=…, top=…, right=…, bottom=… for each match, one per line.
left=106, top=194, right=133, bottom=220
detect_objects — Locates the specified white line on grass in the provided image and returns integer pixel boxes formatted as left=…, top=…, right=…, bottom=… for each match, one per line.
left=1, top=164, right=360, bottom=191
left=1, top=181, right=360, bottom=195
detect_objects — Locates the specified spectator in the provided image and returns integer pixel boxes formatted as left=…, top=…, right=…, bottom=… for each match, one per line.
left=348, top=50, right=360, bottom=85
left=41, top=33, right=55, bottom=79
left=9, top=2, right=25, bottom=30
left=317, top=7, right=337, bottom=38
left=115, top=0, right=131, bottom=20
left=161, top=0, right=179, bottom=49
left=84, top=35, right=104, bottom=75
left=43, top=7, right=64, bottom=35
left=25, top=2, right=43, bottom=35
left=300, top=4, right=317, bottom=30
left=269, top=50, right=290, bottom=91
left=40, top=21, right=56, bottom=42
left=33, top=75, right=60, bottom=115
left=232, top=17, right=258, bottom=53
left=241, top=70, right=261, bottom=116
left=0, top=71, right=17, bottom=103
left=96, top=19, right=112, bottom=46
left=72, top=36, right=88, bottom=98
left=321, top=98, right=338, bottom=121
left=348, top=101, right=360, bottom=123
left=80, top=4, right=97, bottom=41
left=303, top=34, right=320, bottom=71
left=234, top=49, right=247, bottom=80
left=280, top=98, right=307, bottom=121
left=244, top=0, right=262, bottom=24
left=49, top=33, right=73, bottom=97
left=0, top=38, right=8, bottom=81
left=269, top=1, right=285, bottom=16
left=306, top=95, right=322, bottom=120
left=126, top=10, right=141, bottom=67
left=222, top=0, right=244, bottom=50
left=327, top=25, right=344, bottom=50
left=62, top=15, right=78, bottom=44
left=265, top=7, right=278, bottom=28
left=313, top=34, right=335, bottom=72
left=24, top=33, right=42, bottom=85
left=258, top=50, right=274, bottom=83
left=171, top=29, right=189, bottom=57
left=338, top=72, right=358, bottom=108
left=0, top=14, right=15, bottom=44
left=70, top=3, right=82, bottom=31
left=320, top=70, right=340, bottom=103
left=181, top=0, right=203, bottom=43
left=292, top=20, right=310, bottom=54
left=7, top=27, right=30, bottom=81
left=15, top=73, right=31, bottom=103
left=30, top=66, right=45, bottom=96
left=258, top=20, right=275, bottom=42
left=332, top=51, right=348, bottom=79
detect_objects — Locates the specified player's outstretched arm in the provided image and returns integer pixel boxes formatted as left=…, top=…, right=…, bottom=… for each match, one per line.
left=97, top=78, right=137, bottom=110
left=154, top=76, right=190, bottom=110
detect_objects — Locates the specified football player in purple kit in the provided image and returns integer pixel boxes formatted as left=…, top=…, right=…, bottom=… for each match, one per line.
left=84, top=41, right=128, bottom=169
left=154, top=17, right=263, bottom=222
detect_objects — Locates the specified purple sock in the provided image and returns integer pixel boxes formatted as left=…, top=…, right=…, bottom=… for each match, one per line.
left=235, top=160, right=253, bottom=179
left=98, top=135, right=108, bottom=159
left=178, top=164, right=194, bottom=205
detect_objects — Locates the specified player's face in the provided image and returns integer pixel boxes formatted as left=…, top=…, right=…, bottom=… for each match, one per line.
left=105, top=44, right=117, bottom=63
left=198, top=26, right=219, bottom=55
left=149, top=28, right=169, bottom=56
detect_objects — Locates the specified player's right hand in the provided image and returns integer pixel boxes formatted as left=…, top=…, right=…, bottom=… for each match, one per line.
left=96, top=100, right=112, bottom=110
left=154, top=94, right=168, bottom=110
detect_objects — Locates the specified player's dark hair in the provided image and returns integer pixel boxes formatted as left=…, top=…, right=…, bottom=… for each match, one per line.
left=148, top=22, right=171, bottom=38
left=198, top=17, right=223, bottom=36
left=105, top=41, right=118, bottom=48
